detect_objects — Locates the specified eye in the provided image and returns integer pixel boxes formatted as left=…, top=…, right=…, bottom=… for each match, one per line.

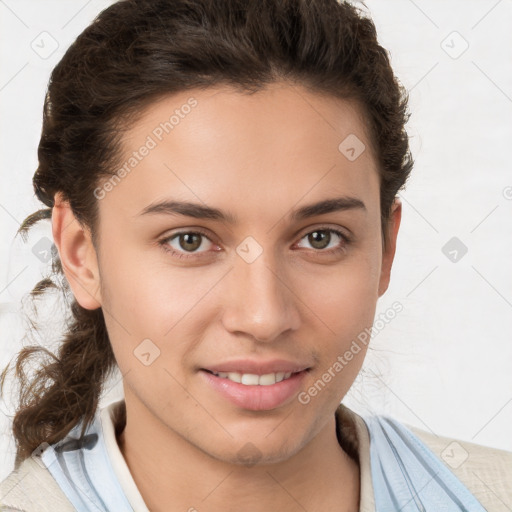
left=158, top=230, right=217, bottom=259
left=295, top=227, right=350, bottom=255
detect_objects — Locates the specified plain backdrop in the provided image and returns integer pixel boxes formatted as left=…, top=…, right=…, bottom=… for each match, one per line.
left=1, top=0, right=511, bottom=481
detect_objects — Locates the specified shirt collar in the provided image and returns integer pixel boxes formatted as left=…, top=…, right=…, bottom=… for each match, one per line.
left=99, top=399, right=150, bottom=511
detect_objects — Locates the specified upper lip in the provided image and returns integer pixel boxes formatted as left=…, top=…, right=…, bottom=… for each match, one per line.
left=202, top=359, right=311, bottom=375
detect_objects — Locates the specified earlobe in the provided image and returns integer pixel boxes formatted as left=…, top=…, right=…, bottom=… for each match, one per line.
left=51, top=192, right=102, bottom=310
left=378, top=198, right=402, bottom=297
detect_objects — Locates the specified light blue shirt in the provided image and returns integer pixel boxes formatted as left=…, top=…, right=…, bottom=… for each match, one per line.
left=364, top=415, right=486, bottom=511
left=40, top=404, right=487, bottom=511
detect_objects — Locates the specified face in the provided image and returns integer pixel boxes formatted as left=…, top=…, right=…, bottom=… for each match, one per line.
left=54, top=81, right=401, bottom=466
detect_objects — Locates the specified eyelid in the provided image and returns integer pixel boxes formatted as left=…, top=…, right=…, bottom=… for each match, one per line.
left=158, top=228, right=216, bottom=249
left=296, top=224, right=352, bottom=243
left=158, top=226, right=217, bottom=245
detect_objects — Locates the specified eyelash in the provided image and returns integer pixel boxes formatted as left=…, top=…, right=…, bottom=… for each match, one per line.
left=158, top=226, right=351, bottom=260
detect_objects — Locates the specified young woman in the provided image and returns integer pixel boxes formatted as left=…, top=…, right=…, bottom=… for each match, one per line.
left=1, top=0, right=511, bottom=511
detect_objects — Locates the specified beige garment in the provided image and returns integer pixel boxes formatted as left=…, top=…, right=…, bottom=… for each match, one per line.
left=406, top=422, right=512, bottom=511
left=1, top=400, right=511, bottom=511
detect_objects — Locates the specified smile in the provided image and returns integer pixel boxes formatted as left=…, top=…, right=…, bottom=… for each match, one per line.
left=200, top=369, right=309, bottom=410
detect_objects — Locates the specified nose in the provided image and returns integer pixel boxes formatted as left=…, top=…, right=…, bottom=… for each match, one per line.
left=221, top=249, right=301, bottom=343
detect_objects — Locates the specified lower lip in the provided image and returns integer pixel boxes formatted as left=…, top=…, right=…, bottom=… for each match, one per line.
left=200, top=369, right=309, bottom=411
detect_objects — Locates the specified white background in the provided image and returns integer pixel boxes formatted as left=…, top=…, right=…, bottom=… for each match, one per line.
left=1, top=0, right=511, bottom=482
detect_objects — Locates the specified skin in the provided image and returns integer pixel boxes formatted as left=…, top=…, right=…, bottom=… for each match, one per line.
left=52, top=81, right=401, bottom=511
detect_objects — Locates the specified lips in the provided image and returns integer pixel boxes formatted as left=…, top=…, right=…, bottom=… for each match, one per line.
left=200, top=368, right=309, bottom=410
left=199, top=358, right=312, bottom=410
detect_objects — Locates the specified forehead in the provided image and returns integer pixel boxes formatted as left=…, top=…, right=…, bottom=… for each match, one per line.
left=98, top=82, right=379, bottom=223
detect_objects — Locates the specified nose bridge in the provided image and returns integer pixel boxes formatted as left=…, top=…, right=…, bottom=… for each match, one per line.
left=221, top=240, right=300, bottom=342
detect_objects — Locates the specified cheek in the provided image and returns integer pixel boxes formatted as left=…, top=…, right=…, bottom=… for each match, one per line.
left=301, top=251, right=380, bottom=330
left=99, top=244, right=194, bottom=331
left=295, top=251, right=380, bottom=386
left=98, top=248, right=217, bottom=373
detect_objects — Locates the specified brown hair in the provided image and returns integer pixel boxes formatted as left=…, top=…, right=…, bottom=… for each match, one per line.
left=1, top=0, right=413, bottom=466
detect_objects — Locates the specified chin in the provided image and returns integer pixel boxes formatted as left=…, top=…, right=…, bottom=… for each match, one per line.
left=202, top=433, right=302, bottom=468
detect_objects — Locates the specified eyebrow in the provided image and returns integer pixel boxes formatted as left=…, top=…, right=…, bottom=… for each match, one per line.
left=137, top=196, right=366, bottom=223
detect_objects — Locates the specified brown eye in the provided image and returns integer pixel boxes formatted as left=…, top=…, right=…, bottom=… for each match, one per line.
left=297, top=228, right=349, bottom=253
left=159, top=230, right=215, bottom=258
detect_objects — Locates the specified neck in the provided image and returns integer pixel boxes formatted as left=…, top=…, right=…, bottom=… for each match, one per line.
left=117, top=397, right=360, bottom=512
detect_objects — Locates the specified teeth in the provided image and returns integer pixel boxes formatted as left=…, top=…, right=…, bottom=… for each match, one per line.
left=241, top=373, right=259, bottom=385
left=227, top=372, right=241, bottom=383
left=213, top=371, right=294, bottom=385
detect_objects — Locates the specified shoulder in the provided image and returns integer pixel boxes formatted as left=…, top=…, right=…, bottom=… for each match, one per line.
left=0, top=456, right=75, bottom=512
left=406, top=422, right=512, bottom=511
left=352, top=409, right=512, bottom=511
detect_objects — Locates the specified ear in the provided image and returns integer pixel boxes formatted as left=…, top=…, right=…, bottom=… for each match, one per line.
left=51, top=192, right=102, bottom=310
left=378, top=198, right=402, bottom=297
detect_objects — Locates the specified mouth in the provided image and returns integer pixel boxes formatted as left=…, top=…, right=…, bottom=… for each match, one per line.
left=199, top=368, right=310, bottom=411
